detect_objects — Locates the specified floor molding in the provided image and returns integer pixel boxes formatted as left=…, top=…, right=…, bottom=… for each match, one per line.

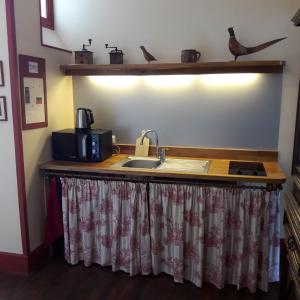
left=28, top=244, right=49, bottom=271
left=0, top=251, right=29, bottom=274
left=0, top=244, right=49, bottom=274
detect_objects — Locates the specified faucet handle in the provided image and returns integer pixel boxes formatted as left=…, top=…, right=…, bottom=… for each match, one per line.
left=158, top=147, right=169, bottom=162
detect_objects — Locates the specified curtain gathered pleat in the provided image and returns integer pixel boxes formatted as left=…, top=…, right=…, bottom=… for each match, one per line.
left=60, top=177, right=279, bottom=293
left=61, top=177, right=151, bottom=275
left=149, top=183, right=280, bottom=292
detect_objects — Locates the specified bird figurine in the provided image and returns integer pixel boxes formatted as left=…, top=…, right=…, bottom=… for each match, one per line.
left=228, top=27, right=286, bottom=61
left=140, top=46, right=157, bottom=63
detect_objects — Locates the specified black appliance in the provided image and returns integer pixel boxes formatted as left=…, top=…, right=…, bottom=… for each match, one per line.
left=52, top=129, right=112, bottom=162
left=228, top=161, right=266, bottom=176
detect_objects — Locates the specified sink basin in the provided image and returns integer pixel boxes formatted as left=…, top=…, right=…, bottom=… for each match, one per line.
left=112, top=156, right=210, bottom=173
left=122, top=159, right=161, bottom=169
left=113, top=157, right=161, bottom=169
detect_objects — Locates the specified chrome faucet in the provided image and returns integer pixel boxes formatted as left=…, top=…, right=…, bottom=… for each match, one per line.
left=158, top=147, right=167, bottom=163
left=140, top=129, right=168, bottom=162
left=140, top=129, right=160, bottom=159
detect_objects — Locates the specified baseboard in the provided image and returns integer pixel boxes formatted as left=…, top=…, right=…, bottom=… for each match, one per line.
left=0, top=244, right=49, bottom=274
left=28, top=244, right=49, bottom=271
left=0, top=251, right=29, bottom=274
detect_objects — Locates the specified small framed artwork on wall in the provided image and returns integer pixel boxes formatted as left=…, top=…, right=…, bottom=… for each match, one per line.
left=19, top=54, right=48, bottom=129
left=0, top=96, right=7, bottom=121
left=0, top=61, right=4, bottom=87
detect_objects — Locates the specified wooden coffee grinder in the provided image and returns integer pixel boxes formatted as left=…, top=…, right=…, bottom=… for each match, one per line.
left=105, top=44, right=124, bottom=64
left=75, top=39, right=93, bottom=64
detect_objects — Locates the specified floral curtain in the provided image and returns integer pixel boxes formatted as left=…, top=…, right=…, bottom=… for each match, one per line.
left=149, top=183, right=280, bottom=293
left=60, top=178, right=151, bottom=275
left=60, top=177, right=279, bottom=293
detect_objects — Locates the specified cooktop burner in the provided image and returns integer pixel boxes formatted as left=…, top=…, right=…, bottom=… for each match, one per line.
left=228, top=161, right=266, bottom=176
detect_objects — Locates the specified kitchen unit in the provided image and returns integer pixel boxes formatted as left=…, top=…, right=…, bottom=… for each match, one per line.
left=37, top=57, right=286, bottom=292
left=40, top=145, right=285, bottom=293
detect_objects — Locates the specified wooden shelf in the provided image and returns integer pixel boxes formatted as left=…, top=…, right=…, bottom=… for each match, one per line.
left=60, top=60, right=285, bottom=76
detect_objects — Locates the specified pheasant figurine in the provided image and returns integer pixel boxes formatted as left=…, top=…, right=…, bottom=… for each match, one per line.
left=228, top=27, right=286, bottom=61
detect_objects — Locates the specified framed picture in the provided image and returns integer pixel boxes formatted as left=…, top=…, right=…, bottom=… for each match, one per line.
left=0, top=96, right=7, bottom=121
left=0, top=61, right=4, bottom=87
left=19, top=55, right=48, bottom=130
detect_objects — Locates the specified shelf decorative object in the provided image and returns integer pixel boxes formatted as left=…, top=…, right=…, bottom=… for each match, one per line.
left=140, top=46, right=157, bottom=63
left=228, top=27, right=286, bottom=61
left=105, top=44, right=124, bottom=64
left=75, top=39, right=93, bottom=64
left=181, top=49, right=201, bottom=63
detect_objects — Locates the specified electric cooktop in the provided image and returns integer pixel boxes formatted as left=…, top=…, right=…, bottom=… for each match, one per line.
left=228, top=161, right=266, bottom=176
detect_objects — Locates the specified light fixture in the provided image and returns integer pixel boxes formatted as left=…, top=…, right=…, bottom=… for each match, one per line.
left=143, top=75, right=195, bottom=88
left=88, top=73, right=260, bottom=88
left=199, top=73, right=259, bottom=86
left=88, top=76, right=139, bottom=88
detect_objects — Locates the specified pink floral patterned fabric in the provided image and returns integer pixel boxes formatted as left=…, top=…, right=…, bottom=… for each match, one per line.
left=149, top=183, right=280, bottom=293
left=61, top=178, right=279, bottom=293
left=60, top=178, right=151, bottom=275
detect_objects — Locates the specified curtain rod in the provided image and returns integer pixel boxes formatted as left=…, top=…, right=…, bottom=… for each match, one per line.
left=40, top=170, right=281, bottom=191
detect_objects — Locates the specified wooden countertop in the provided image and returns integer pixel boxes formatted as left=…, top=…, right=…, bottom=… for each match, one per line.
left=39, top=151, right=286, bottom=184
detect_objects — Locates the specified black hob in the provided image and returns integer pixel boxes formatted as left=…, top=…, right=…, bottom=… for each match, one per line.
left=228, top=161, right=266, bottom=176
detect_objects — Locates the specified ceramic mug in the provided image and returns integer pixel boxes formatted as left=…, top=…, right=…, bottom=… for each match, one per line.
left=181, top=49, right=201, bottom=63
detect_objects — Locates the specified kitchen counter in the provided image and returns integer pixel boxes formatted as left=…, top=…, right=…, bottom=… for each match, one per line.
left=39, top=146, right=286, bottom=184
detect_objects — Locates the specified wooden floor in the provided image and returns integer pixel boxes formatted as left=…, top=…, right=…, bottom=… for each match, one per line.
left=0, top=256, right=280, bottom=300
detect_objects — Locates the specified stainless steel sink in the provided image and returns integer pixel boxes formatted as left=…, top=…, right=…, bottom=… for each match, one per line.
left=112, top=156, right=210, bottom=173
left=121, top=159, right=161, bottom=169
left=112, top=157, right=161, bottom=169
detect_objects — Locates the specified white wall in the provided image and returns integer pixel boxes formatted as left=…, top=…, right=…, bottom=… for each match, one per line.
left=0, top=0, right=22, bottom=254
left=14, top=0, right=74, bottom=251
left=55, top=0, right=294, bottom=64
left=42, top=27, right=68, bottom=50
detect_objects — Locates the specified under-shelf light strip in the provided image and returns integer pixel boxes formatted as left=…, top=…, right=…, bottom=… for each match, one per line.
left=89, top=73, right=260, bottom=88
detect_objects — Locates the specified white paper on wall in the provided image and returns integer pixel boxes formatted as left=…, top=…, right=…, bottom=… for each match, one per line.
left=23, top=77, right=45, bottom=124
left=28, top=61, right=39, bottom=74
